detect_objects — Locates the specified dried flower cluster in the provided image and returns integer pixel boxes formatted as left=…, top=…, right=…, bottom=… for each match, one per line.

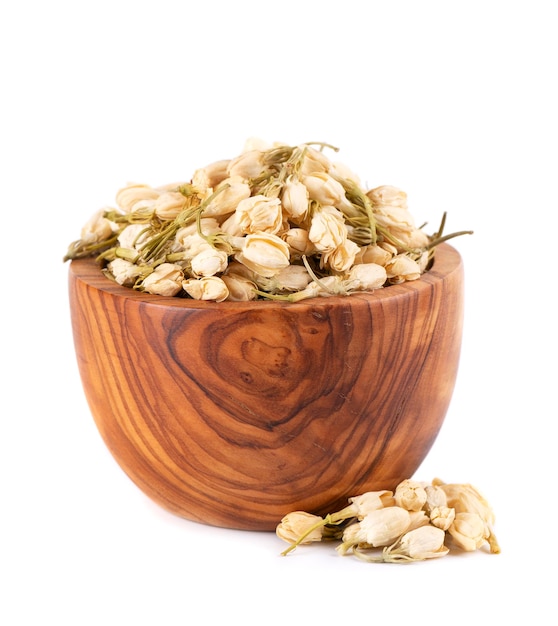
left=63, top=139, right=471, bottom=302
left=276, top=478, right=500, bottom=563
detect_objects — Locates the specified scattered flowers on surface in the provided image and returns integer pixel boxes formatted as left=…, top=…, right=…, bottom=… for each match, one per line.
left=64, top=140, right=471, bottom=302
left=276, top=478, right=500, bottom=563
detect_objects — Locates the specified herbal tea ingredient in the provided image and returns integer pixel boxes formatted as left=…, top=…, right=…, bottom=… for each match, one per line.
left=63, top=139, right=471, bottom=301
left=276, top=478, right=500, bottom=563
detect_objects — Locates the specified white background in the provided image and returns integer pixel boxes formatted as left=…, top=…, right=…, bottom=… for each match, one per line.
left=1, top=1, right=556, bottom=624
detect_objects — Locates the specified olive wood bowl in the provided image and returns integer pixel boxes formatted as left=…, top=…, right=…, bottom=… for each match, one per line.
left=68, top=243, right=464, bottom=531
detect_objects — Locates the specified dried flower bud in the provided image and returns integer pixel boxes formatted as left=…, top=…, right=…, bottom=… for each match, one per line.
left=355, top=506, right=411, bottom=547
left=221, top=273, right=258, bottom=301
left=107, top=258, right=142, bottom=287
left=182, top=276, right=229, bottom=302
left=234, top=232, right=290, bottom=277
left=320, top=239, right=359, bottom=273
left=337, top=526, right=368, bottom=557
left=191, top=159, right=230, bottom=191
left=141, top=263, right=184, bottom=296
left=281, top=177, right=309, bottom=221
left=330, top=161, right=361, bottom=185
left=218, top=211, right=244, bottom=237
left=282, top=228, right=316, bottom=257
left=81, top=209, right=117, bottom=245
left=116, top=183, right=160, bottom=212
left=385, top=254, right=422, bottom=283
left=394, top=479, right=428, bottom=511
left=384, top=525, right=448, bottom=561
left=402, top=228, right=430, bottom=250
left=354, top=244, right=393, bottom=266
left=380, top=241, right=399, bottom=256
left=236, top=195, right=283, bottom=235
left=308, top=205, right=347, bottom=252
left=433, top=480, right=495, bottom=526
left=174, top=219, right=222, bottom=257
left=203, top=176, right=252, bottom=217
left=154, top=191, right=187, bottom=220
left=223, top=260, right=257, bottom=281
left=367, top=185, right=408, bottom=209
left=79, top=209, right=116, bottom=245
left=276, top=511, right=324, bottom=545
left=376, top=204, right=416, bottom=232
left=299, top=146, right=331, bottom=175
left=424, top=485, right=448, bottom=512
left=367, top=185, right=423, bottom=250
left=117, top=224, right=151, bottom=253
left=407, top=510, right=430, bottom=530
left=347, top=490, right=395, bottom=518
left=434, top=479, right=500, bottom=553
left=190, top=245, right=229, bottom=277
left=448, top=512, right=489, bottom=551
left=429, top=506, right=456, bottom=531
left=303, top=172, right=353, bottom=213
left=227, top=150, right=266, bottom=180
left=344, top=263, right=387, bottom=292
left=378, top=215, right=427, bottom=254
left=272, top=265, right=313, bottom=292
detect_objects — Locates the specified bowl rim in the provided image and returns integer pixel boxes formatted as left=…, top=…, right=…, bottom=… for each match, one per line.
left=68, top=242, right=462, bottom=310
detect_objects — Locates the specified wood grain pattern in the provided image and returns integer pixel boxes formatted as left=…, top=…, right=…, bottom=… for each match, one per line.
left=68, top=243, right=464, bottom=530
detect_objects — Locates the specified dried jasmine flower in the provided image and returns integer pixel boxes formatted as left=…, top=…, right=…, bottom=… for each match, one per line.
left=277, top=477, right=499, bottom=563
left=276, top=512, right=326, bottom=546
left=433, top=478, right=500, bottom=554
left=63, top=140, right=472, bottom=302
left=447, top=512, right=490, bottom=551
left=394, top=479, right=428, bottom=512
left=336, top=507, right=412, bottom=555
left=141, top=263, right=183, bottom=296
left=377, top=525, right=449, bottom=562
left=429, top=506, right=456, bottom=531
left=182, top=276, right=229, bottom=302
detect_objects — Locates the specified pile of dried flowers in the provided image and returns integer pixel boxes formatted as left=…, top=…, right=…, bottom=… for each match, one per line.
left=277, top=478, right=500, bottom=563
left=64, top=139, right=471, bottom=302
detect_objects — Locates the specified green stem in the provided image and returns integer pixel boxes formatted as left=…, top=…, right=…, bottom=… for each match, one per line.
left=426, top=230, right=474, bottom=250
left=302, top=141, right=340, bottom=153
left=301, top=255, right=340, bottom=295
left=253, top=290, right=296, bottom=302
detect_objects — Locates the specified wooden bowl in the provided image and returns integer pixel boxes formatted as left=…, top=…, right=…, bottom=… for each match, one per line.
left=68, top=243, right=464, bottom=530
